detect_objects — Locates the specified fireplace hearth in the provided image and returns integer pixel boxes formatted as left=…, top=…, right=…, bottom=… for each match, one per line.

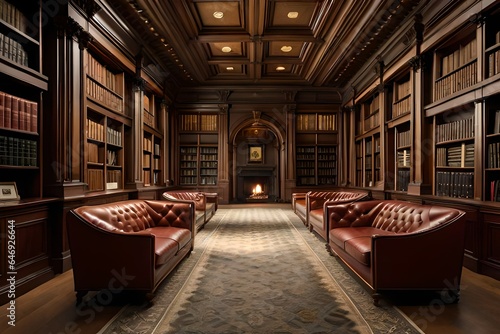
left=236, top=167, right=276, bottom=202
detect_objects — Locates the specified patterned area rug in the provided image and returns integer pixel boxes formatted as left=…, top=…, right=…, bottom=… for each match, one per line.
left=99, top=205, right=422, bottom=334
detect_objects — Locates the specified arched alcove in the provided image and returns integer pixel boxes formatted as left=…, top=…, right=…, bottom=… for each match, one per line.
left=229, top=112, right=286, bottom=202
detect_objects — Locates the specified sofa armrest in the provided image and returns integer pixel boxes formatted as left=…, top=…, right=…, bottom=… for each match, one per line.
left=204, top=192, right=218, bottom=211
left=327, top=200, right=384, bottom=229
left=67, top=211, right=156, bottom=291
left=371, top=212, right=466, bottom=290
left=292, top=192, right=307, bottom=210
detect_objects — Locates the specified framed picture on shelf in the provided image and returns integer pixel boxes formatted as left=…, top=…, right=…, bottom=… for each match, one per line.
left=0, top=182, right=20, bottom=201
left=248, top=145, right=264, bottom=163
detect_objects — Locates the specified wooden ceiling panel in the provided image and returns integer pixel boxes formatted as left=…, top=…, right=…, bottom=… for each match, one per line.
left=194, top=1, right=243, bottom=28
left=109, top=0, right=424, bottom=88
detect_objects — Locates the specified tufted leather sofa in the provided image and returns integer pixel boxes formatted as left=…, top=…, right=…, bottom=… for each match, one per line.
left=327, top=200, right=466, bottom=305
left=162, top=191, right=218, bottom=231
left=67, top=199, right=195, bottom=304
left=292, top=192, right=307, bottom=224
left=307, top=191, right=371, bottom=241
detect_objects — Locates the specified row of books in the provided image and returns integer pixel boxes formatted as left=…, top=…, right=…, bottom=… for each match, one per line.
left=200, top=176, right=217, bottom=185
left=180, top=146, right=197, bottom=154
left=200, top=168, right=217, bottom=175
left=0, top=91, right=38, bottom=132
left=441, top=38, right=477, bottom=76
left=318, top=176, right=337, bottom=185
left=492, top=110, right=500, bottom=134
left=318, top=161, right=336, bottom=168
left=394, top=79, right=411, bottom=101
left=434, top=61, right=477, bottom=100
left=143, top=137, right=153, bottom=152
left=436, top=115, right=474, bottom=143
left=86, top=52, right=121, bottom=93
left=488, top=49, right=500, bottom=78
left=392, top=94, right=411, bottom=119
left=0, top=32, right=28, bottom=67
left=87, top=169, right=104, bottom=191
left=153, top=157, right=160, bottom=170
left=180, top=154, right=197, bottom=161
left=436, top=144, right=474, bottom=167
left=488, top=142, right=500, bottom=168
left=298, top=177, right=316, bottom=186
left=489, top=179, right=500, bottom=202
left=0, top=0, right=30, bottom=34
left=296, top=114, right=316, bottom=131
left=143, top=153, right=151, bottom=168
left=366, top=94, right=380, bottom=115
left=200, top=154, right=217, bottom=161
left=317, top=114, right=337, bottom=131
left=363, top=110, right=380, bottom=131
left=0, top=135, right=36, bottom=166
left=179, top=114, right=218, bottom=132
left=435, top=171, right=474, bottom=199
left=106, top=170, right=121, bottom=190
left=297, top=168, right=315, bottom=176
left=318, top=168, right=337, bottom=176
left=180, top=177, right=197, bottom=185
left=397, top=170, right=410, bottom=191
left=107, top=127, right=122, bottom=147
left=296, top=153, right=315, bottom=160
left=87, top=118, right=104, bottom=142
left=86, top=77, right=123, bottom=113
left=201, top=147, right=217, bottom=154
left=397, top=130, right=411, bottom=148
left=200, top=161, right=217, bottom=168
left=143, top=109, right=155, bottom=128
left=180, top=162, right=197, bottom=168
left=87, top=142, right=100, bottom=163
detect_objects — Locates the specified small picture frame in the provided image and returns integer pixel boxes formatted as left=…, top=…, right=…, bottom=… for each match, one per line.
left=0, top=182, right=20, bottom=201
left=248, top=145, right=264, bottom=163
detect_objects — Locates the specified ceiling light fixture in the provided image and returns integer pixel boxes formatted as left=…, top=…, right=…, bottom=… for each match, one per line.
left=281, top=46, right=292, bottom=52
left=226, top=66, right=234, bottom=70
left=213, top=11, right=224, bottom=19
left=222, top=46, right=232, bottom=53
left=276, top=66, right=285, bottom=71
left=287, top=12, right=299, bottom=19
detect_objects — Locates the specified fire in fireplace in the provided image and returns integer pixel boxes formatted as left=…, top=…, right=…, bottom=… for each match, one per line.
left=248, top=184, right=268, bottom=200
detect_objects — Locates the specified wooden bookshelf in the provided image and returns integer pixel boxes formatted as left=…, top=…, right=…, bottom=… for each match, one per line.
left=180, top=113, right=218, bottom=132
left=433, top=31, right=477, bottom=102
left=84, top=49, right=127, bottom=192
left=433, top=108, right=475, bottom=199
left=295, top=112, right=338, bottom=186
left=395, top=127, right=411, bottom=192
left=485, top=96, right=500, bottom=202
left=0, top=0, right=45, bottom=199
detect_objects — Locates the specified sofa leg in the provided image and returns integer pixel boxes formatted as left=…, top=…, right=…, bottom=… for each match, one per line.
left=76, top=290, right=87, bottom=305
left=372, top=293, right=381, bottom=306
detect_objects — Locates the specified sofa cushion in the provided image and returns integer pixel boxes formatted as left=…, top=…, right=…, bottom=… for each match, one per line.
left=154, top=238, right=179, bottom=266
left=149, top=226, right=192, bottom=250
left=330, top=227, right=395, bottom=266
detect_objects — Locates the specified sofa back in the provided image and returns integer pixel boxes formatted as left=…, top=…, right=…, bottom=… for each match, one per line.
left=371, top=200, right=464, bottom=233
left=163, top=191, right=206, bottom=211
left=308, top=191, right=370, bottom=210
left=73, top=200, right=194, bottom=233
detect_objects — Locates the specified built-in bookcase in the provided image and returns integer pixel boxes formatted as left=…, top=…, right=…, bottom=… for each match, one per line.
left=354, top=93, right=382, bottom=188
left=433, top=28, right=477, bottom=102
left=386, top=70, right=412, bottom=192
left=178, top=112, right=219, bottom=187
left=0, top=0, right=45, bottom=199
left=485, top=10, right=500, bottom=79
left=142, top=91, right=164, bottom=187
left=84, top=50, right=126, bottom=192
left=433, top=106, right=475, bottom=199
left=295, top=112, right=338, bottom=186
left=485, top=95, right=500, bottom=202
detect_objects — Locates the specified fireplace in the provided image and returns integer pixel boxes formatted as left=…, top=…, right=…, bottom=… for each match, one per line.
left=237, top=167, right=276, bottom=202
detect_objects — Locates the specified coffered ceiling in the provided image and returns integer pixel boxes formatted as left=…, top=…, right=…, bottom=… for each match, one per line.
left=104, top=0, right=423, bottom=90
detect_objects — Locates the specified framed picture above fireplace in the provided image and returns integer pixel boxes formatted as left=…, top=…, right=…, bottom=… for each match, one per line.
left=248, top=145, right=264, bottom=163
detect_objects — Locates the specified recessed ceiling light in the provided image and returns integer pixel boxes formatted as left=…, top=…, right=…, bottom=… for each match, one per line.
left=213, top=11, right=224, bottom=19
left=226, top=66, right=234, bottom=70
left=281, top=46, right=292, bottom=52
left=276, top=66, right=285, bottom=71
left=288, top=12, right=299, bottom=19
left=222, top=46, right=232, bottom=53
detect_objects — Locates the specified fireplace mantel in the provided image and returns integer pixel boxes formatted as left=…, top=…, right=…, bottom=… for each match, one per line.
left=236, top=166, right=276, bottom=202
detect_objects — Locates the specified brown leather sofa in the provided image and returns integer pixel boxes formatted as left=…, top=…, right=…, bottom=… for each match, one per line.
left=162, top=191, right=218, bottom=231
left=327, top=200, right=466, bottom=305
left=67, top=199, right=195, bottom=304
left=307, top=191, right=371, bottom=241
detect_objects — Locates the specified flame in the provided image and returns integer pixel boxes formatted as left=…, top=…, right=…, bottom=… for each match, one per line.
left=253, top=184, right=262, bottom=194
